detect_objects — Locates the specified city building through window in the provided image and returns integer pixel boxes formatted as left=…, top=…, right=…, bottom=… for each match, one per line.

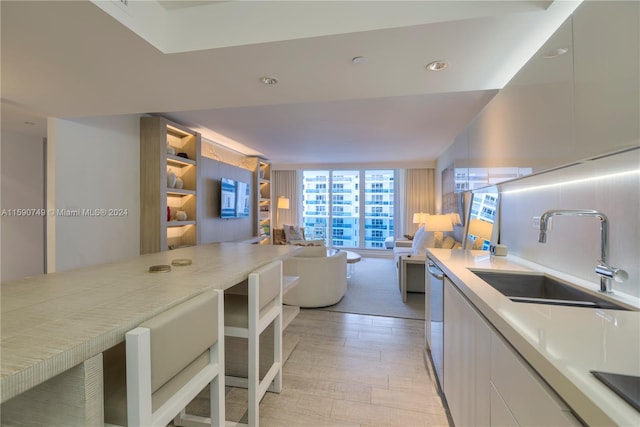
left=302, top=170, right=395, bottom=249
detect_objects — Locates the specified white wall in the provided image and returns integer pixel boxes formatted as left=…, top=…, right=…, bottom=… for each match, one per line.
left=47, top=115, right=140, bottom=272
left=499, top=149, right=639, bottom=298
left=1, top=131, right=45, bottom=281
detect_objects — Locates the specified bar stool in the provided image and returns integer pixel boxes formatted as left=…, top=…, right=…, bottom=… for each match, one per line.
left=224, top=260, right=283, bottom=427
left=104, top=289, right=225, bottom=427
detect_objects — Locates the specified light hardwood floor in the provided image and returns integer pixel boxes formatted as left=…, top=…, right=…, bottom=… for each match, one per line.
left=221, top=309, right=451, bottom=426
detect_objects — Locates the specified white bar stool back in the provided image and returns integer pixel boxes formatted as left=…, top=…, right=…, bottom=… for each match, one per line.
left=103, top=289, right=225, bottom=427
left=224, top=260, right=283, bottom=427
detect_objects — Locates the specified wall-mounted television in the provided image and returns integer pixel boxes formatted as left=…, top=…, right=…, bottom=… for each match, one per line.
left=220, top=178, right=251, bottom=219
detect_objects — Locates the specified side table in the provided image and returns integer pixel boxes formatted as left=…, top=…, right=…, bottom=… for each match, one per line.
left=399, top=254, right=426, bottom=302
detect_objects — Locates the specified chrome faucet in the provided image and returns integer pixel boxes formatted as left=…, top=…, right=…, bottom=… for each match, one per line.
left=538, top=209, right=627, bottom=293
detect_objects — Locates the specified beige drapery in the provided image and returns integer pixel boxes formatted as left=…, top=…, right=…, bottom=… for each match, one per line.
left=402, top=168, right=435, bottom=235
left=271, top=170, right=299, bottom=228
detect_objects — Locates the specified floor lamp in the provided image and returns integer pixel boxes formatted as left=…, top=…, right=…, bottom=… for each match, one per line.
left=276, top=196, right=289, bottom=228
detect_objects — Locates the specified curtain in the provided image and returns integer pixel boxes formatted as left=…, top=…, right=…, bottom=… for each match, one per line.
left=271, top=170, right=299, bottom=229
left=403, top=168, right=435, bottom=235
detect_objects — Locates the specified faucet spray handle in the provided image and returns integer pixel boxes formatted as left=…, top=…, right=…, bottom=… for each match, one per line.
left=595, top=261, right=629, bottom=283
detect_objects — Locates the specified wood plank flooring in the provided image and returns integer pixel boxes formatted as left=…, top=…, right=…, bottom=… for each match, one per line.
left=223, top=309, right=451, bottom=426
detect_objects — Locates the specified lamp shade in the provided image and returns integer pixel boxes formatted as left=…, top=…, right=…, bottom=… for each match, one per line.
left=468, top=218, right=493, bottom=240
left=424, top=214, right=453, bottom=232
left=413, top=212, right=428, bottom=224
left=277, top=196, right=289, bottom=210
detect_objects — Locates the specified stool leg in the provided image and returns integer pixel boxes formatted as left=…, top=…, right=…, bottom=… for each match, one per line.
left=272, top=314, right=283, bottom=393
left=248, top=330, right=259, bottom=427
left=248, top=281, right=259, bottom=427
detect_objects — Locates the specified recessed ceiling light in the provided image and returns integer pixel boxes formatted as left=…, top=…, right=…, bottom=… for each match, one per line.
left=352, top=56, right=368, bottom=64
left=426, top=60, right=448, bottom=72
left=260, top=76, right=279, bottom=85
left=542, top=47, right=569, bottom=59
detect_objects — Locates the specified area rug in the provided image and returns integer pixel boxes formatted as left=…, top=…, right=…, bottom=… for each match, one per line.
left=320, top=257, right=425, bottom=320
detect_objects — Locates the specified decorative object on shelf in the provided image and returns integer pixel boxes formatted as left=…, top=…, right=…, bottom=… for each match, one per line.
left=167, top=206, right=171, bottom=222
left=167, top=170, right=177, bottom=188
left=175, top=210, right=187, bottom=221
left=177, top=152, right=189, bottom=160
left=174, top=176, right=184, bottom=189
left=167, top=145, right=176, bottom=156
left=148, top=264, right=171, bottom=273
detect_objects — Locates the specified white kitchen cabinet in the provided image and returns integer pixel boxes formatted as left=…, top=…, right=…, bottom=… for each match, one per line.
left=572, top=1, right=639, bottom=161
left=491, top=331, right=580, bottom=426
left=490, top=382, right=518, bottom=427
left=444, top=278, right=580, bottom=427
left=444, top=278, right=491, bottom=426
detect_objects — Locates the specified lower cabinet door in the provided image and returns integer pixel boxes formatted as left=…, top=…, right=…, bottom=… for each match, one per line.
left=491, top=381, right=519, bottom=426
left=444, top=278, right=491, bottom=427
left=490, top=332, right=580, bottom=426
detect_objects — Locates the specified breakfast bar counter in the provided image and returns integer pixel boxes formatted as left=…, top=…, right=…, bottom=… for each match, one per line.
left=0, top=243, right=300, bottom=424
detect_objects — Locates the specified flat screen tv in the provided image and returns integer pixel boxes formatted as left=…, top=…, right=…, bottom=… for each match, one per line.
left=220, top=178, right=236, bottom=219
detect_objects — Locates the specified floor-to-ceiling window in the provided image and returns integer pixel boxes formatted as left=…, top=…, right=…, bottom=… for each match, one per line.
left=363, top=170, right=394, bottom=248
left=302, top=169, right=394, bottom=249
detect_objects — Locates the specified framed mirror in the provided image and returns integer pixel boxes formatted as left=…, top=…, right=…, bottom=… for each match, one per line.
left=462, top=187, right=499, bottom=250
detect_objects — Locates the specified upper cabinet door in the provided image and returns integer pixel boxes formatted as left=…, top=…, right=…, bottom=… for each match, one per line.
left=572, top=0, right=640, bottom=158
left=466, top=15, right=575, bottom=174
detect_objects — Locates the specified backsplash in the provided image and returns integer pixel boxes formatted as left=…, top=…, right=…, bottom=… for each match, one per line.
left=498, top=148, right=639, bottom=298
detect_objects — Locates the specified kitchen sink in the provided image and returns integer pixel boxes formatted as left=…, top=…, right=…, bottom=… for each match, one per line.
left=470, top=270, right=631, bottom=311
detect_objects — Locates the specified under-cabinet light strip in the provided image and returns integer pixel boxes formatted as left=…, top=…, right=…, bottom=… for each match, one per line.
left=501, top=169, right=639, bottom=195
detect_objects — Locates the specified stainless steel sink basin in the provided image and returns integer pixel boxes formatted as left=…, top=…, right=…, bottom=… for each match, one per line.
left=470, top=270, right=630, bottom=311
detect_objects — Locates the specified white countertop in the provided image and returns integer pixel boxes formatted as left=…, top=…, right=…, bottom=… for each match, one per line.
left=427, top=248, right=640, bottom=427
left=0, top=243, right=300, bottom=402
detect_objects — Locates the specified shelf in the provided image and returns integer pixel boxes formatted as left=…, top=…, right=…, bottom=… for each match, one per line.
left=283, top=305, right=300, bottom=330
left=167, top=189, right=196, bottom=196
left=167, top=155, right=196, bottom=167
left=283, top=275, right=300, bottom=296
left=167, top=220, right=196, bottom=227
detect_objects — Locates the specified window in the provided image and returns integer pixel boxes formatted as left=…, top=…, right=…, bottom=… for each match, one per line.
left=303, top=169, right=394, bottom=249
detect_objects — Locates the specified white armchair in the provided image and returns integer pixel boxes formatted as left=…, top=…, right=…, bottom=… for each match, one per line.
left=283, top=248, right=347, bottom=308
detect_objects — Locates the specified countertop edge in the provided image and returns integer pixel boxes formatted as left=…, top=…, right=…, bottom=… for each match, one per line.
left=427, top=248, right=639, bottom=427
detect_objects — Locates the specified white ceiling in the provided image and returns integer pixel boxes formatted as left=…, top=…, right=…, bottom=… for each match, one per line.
left=1, top=0, right=580, bottom=166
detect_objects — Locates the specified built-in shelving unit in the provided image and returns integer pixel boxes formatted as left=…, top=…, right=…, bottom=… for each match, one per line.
left=258, top=160, right=271, bottom=244
left=243, top=157, right=272, bottom=244
left=140, top=116, right=201, bottom=254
